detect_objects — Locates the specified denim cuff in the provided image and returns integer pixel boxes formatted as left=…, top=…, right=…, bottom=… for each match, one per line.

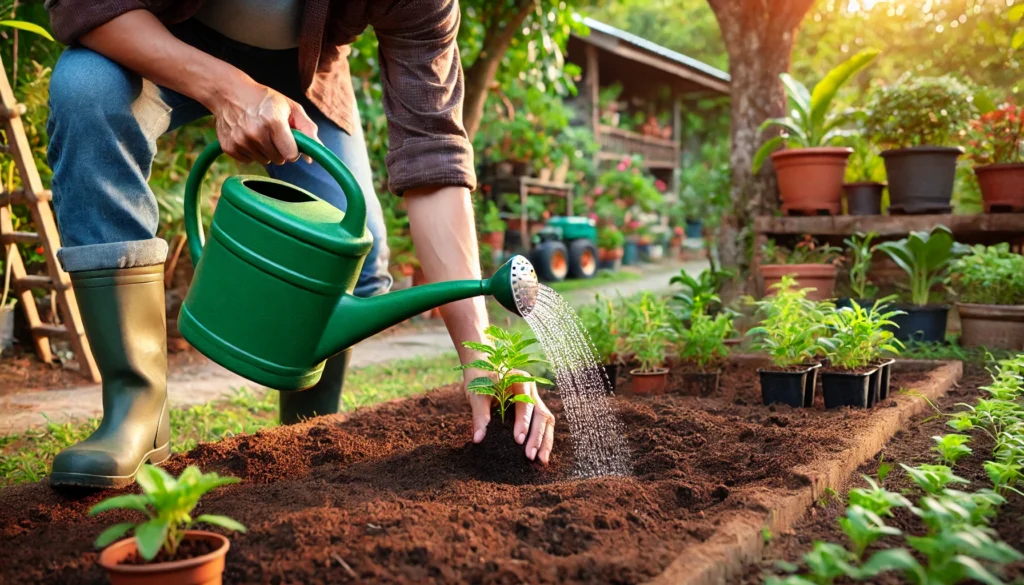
left=57, top=238, right=168, bottom=272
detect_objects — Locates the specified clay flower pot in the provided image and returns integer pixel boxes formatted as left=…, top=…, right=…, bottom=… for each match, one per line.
left=957, top=303, right=1024, bottom=350
left=843, top=182, right=885, bottom=215
left=772, top=147, right=853, bottom=215
left=598, top=247, right=623, bottom=271
left=629, top=368, right=669, bottom=395
left=760, top=263, right=837, bottom=301
left=882, top=147, right=963, bottom=214
left=481, top=231, right=505, bottom=252
left=98, top=530, right=229, bottom=585
left=975, top=163, right=1024, bottom=212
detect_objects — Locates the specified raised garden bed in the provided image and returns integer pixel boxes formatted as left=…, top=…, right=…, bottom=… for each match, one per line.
left=0, top=357, right=960, bottom=584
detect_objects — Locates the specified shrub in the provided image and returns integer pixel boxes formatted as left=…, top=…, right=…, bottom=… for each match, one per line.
left=597, top=225, right=625, bottom=250
left=747, top=276, right=829, bottom=368
left=965, top=99, right=1024, bottom=166
left=865, top=74, right=977, bottom=149
left=457, top=326, right=551, bottom=423
left=90, top=465, right=245, bottom=561
left=623, top=293, right=671, bottom=373
left=595, top=155, right=663, bottom=214
left=947, top=244, right=1024, bottom=306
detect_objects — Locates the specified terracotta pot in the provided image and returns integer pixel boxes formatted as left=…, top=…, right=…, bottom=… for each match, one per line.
left=629, top=368, right=669, bottom=395
left=598, top=247, right=624, bottom=262
left=98, top=531, right=229, bottom=585
left=976, top=163, right=1024, bottom=212
left=481, top=230, right=505, bottom=251
left=882, top=146, right=962, bottom=214
left=844, top=182, right=885, bottom=215
left=771, top=147, right=853, bottom=215
left=957, top=303, right=1024, bottom=350
left=759, top=264, right=837, bottom=301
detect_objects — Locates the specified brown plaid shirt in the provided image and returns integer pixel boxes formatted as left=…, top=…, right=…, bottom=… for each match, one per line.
left=45, top=0, right=476, bottom=195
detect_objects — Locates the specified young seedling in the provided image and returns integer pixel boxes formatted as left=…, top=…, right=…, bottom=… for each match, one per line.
left=838, top=505, right=902, bottom=559
left=90, top=465, right=245, bottom=561
left=458, top=325, right=551, bottom=423
left=848, top=475, right=911, bottom=518
left=843, top=231, right=879, bottom=300
left=623, top=292, right=671, bottom=373
left=672, top=298, right=733, bottom=372
left=984, top=461, right=1024, bottom=496
left=901, top=464, right=969, bottom=495
left=819, top=300, right=904, bottom=371
left=747, top=276, right=829, bottom=369
left=931, top=434, right=973, bottom=466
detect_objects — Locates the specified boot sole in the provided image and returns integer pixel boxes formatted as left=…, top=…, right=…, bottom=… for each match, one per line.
left=49, top=442, right=172, bottom=489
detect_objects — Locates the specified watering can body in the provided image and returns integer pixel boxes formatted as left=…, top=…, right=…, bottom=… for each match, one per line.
left=178, top=131, right=537, bottom=391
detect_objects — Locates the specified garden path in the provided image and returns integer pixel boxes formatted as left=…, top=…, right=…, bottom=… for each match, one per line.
left=0, top=259, right=706, bottom=434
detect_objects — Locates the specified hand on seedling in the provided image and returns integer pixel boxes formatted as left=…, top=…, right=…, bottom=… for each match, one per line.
left=458, top=326, right=556, bottom=465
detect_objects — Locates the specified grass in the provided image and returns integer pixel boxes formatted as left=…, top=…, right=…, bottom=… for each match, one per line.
left=548, top=269, right=642, bottom=293
left=899, top=337, right=1016, bottom=364
left=0, top=353, right=461, bottom=488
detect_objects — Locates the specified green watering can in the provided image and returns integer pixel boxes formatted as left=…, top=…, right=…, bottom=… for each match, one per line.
left=178, top=130, right=539, bottom=391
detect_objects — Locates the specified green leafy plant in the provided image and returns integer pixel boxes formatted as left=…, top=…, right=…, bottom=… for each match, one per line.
left=984, top=461, right=1023, bottom=496
left=848, top=475, right=911, bottom=518
left=844, top=136, right=887, bottom=183
left=932, top=434, right=973, bottom=466
left=747, top=276, right=829, bottom=368
left=901, top=464, right=969, bottom=495
left=595, top=155, right=664, bottom=214
left=578, top=295, right=622, bottom=364
left=753, top=49, right=879, bottom=172
left=819, top=300, right=904, bottom=370
left=762, top=236, right=842, bottom=266
left=964, top=99, right=1023, bottom=166
left=843, top=232, right=879, bottom=300
left=839, top=505, right=902, bottom=559
left=624, top=293, right=671, bottom=373
left=947, top=243, right=1024, bottom=306
left=597, top=225, right=625, bottom=250
left=672, top=301, right=733, bottom=372
left=90, top=465, right=245, bottom=561
left=865, top=74, right=978, bottom=149
left=875, top=225, right=964, bottom=306
left=479, top=201, right=507, bottom=234
left=457, top=326, right=550, bottom=423
left=670, top=267, right=734, bottom=323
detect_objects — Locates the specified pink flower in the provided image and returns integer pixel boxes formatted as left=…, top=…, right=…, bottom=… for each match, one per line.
left=674, top=226, right=684, bottom=236
left=621, top=155, right=631, bottom=165
left=589, top=213, right=598, bottom=220
left=594, top=186, right=604, bottom=195
left=617, top=162, right=628, bottom=171
left=655, top=179, right=667, bottom=191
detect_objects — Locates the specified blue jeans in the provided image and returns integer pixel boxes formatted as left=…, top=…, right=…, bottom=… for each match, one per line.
left=46, top=21, right=391, bottom=298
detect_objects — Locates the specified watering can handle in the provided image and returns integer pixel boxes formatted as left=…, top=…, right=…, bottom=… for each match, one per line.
left=183, top=129, right=367, bottom=268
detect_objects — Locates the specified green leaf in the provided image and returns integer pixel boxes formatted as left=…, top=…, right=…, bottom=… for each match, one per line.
left=0, top=20, right=54, bottom=41
left=134, top=518, right=169, bottom=561
left=457, top=359, right=496, bottom=372
left=90, top=494, right=151, bottom=517
left=856, top=548, right=919, bottom=578
left=460, top=341, right=495, bottom=355
left=135, top=464, right=176, bottom=495
left=1009, top=3, right=1024, bottom=23
left=195, top=514, right=247, bottom=533
left=510, top=394, right=536, bottom=405
left=752, top=136, right=785, bottom=173
left=1013, top=28, right=1024, bottom=50
left=779, top=73, right=811, bottom=119
left=94, top=523, right=135, bottom=549
left=808, top=49, right=879, bottom=140
left=467, top=376, right=496, bottom=390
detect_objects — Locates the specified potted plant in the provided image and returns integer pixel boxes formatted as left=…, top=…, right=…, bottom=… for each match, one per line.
left=760, top=236, right=842, bottom=301
left=839, top=231, right=879, bottom=309
left=966, top=99, right=1024, bottom=212
left=624, top=293, right=672, bottom=395
left=948, top=244, right=1024, bottom=349
left=479, top=201, right=508, bottom=252
left=863, top=298, right=904, bottom=404
left=597, top=225, right=625, bottom=271
left=672, top=300, right=733, bottom=396
left=90, top=464, right=245, bottom=585
left=865, top=74, right=977, bottom=214
left=579, top=295, right=623, bottom=393
left=843, top=137, right=887, bottom=215
left=752, top=49, right=879, bottom=215
left=875, top=225, right=963, bottom=343
left=748, top=276, right=829, bottom=407
left=819, top=302, right=901, bottom=409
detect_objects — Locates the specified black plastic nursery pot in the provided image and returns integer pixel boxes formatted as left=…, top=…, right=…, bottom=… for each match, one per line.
left=888, top=305, right=949, bottom=343
left=882, top=147, right=963, bottom=214
left=843, top=182, right=885, bottom=215
left=874, top=358, right=896, bottom=402
left=759, top=368, right=809, bottom=408
left=821, top=367, right=879, bottom=409
left=679, top=370, right=721, bottom=397
left=602, top=363, right=619, bottom=394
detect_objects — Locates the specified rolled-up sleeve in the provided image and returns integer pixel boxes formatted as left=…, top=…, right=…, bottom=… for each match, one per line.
left=44, top=0, right=147, bottom=44
left=372, top=0, right=477, bottom=195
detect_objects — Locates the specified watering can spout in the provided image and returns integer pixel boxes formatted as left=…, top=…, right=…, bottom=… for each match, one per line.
left=314, top=256, right=539, bottom=362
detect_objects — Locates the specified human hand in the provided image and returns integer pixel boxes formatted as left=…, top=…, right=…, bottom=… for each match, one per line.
left=463, top=367, right=556, bottom=464
left=207, top=76, right=319, bottom=165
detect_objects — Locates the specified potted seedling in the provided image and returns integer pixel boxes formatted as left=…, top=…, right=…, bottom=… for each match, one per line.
left=748, top=276, right=829, bottom=408
left=458, top=325, right=551, bottom=444
left=843, top=137, right=887, bottom=215
left=479, top=201, right=508, bottom=253
left=967, top=99, right=1024, bottom=212
left=752, top=49, right=879, bottom=215
left=948, top=244, right=1024, bottom=350
left=819, top=301, right=902, bottom=409
left=875, top=225, right=963, bottom=343
left=760, top=236, right=842, bottom=301
left=839, top=231, right=879, bottom=309
left=579, top=294, right=623, bottom=393
left=672, top=299, right=733, bottom=396
left=670, top=266, right=734, bottom=323
left=597, top=225, right=625, bottom=271
left=864, top=298, right=904, bottom=404
left=90, top=464, right=245, bottom=585
left=865, top=74, right=977, bottom=214
left=624, top=292, right=672, bottom=395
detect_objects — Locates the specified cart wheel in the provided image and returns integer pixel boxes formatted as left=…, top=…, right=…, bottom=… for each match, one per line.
left=530, top=240, right=569, bottom=282
left=568, top=239, right=598, bottom=280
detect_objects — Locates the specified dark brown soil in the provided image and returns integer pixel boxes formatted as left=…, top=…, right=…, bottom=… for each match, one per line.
left=121, top=537, right=220, bottom=565
left=0, top=358, right=932, bottom=585
left=734, top=366, right=1024, bottom=585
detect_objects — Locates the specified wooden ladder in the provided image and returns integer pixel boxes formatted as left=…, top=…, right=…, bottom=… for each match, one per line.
left=0, top=57, right=99, bottom=383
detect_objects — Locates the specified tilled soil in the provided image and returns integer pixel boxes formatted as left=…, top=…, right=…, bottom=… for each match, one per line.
left=0, top=359, right=931, bottom=585
left=734, top=366, right=1024, bottom=585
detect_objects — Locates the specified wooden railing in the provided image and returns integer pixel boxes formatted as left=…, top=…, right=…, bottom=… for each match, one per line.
left=597, top=125, right=679, bottom=169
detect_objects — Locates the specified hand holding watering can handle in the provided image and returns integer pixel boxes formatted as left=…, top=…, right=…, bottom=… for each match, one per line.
left=183, top=129, right=367, bottom=268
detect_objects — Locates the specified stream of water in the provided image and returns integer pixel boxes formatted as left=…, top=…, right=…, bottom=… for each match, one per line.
left=522, top=285, right=633, bottom=478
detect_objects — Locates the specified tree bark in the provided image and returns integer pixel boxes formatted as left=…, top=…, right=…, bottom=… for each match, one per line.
left=462, top=1, right=534, bottom=141
left=707, top=0, right=815, bottom=297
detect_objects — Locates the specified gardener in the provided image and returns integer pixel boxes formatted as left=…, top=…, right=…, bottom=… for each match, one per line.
left=43, top=0, right=556, bottom=489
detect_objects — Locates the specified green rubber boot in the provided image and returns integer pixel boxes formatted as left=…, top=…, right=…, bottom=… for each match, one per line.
left=279, top=349, right=351, bottom=425
left=50, top=265, right=170, bottom=489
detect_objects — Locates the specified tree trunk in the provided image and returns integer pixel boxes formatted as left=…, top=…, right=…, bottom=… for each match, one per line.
left=462, top=2, right=534, bottom=141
